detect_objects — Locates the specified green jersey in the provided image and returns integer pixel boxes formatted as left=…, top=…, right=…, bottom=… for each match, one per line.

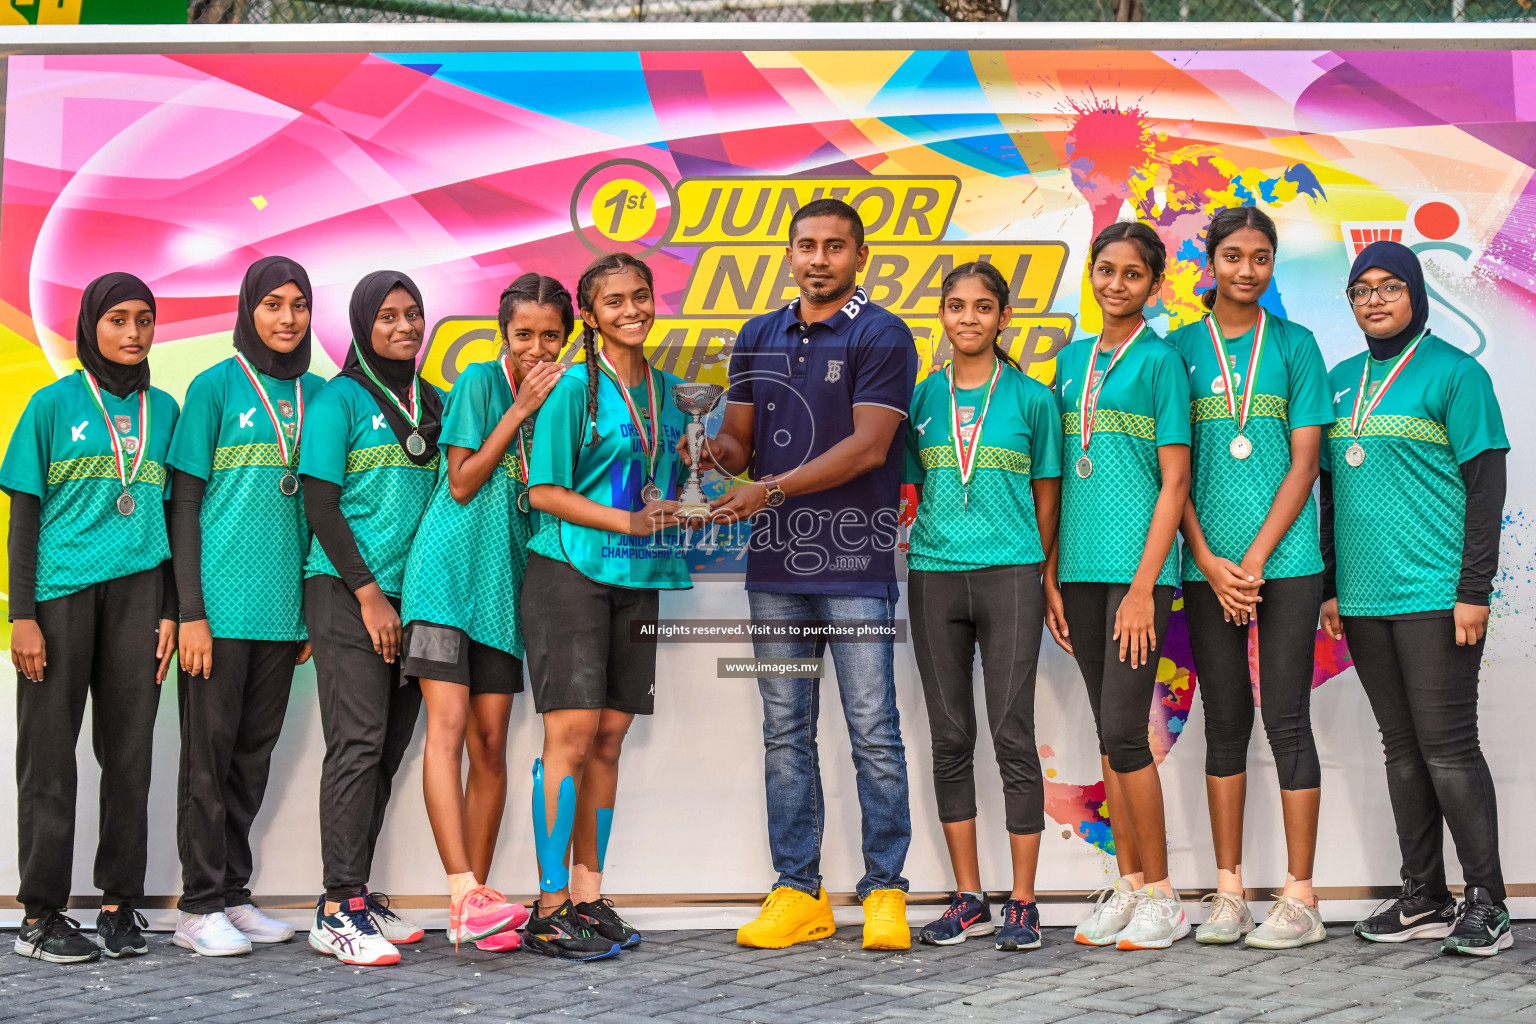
left=1053, top=333, right=1190, bottom=586
left=297, top=374, right=441, bottom=598
left=904, top=361, right=1063, bottom=571
left=1168, top=313, right=1333, bottom=582
left=0, top=372, right=178, bottom=602
left=1323, top=334, right=1507, bottom=616
left=167, top=357, right=326, bottom=641
left=401, top=359, right=535, bottom=657
left=526, top=364, right=691, bottom=590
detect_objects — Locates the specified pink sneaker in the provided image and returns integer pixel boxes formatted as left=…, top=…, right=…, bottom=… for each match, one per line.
left=450, top=886, right=527, bottom=945
left=474, top=928, right=523, bottom=952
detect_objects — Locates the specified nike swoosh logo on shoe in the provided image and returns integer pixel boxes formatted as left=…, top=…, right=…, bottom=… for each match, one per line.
left=1399, top=910, right=1436, bottom=925
left=961, top=914, right=982, bottom=928
left=1488, top=926, right=1503, bottom=938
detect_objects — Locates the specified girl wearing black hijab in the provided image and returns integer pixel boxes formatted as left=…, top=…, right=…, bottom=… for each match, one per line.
left=2, top=273, right=180, bottom=963
left=166, top=256, right=326, bottom=957
left=1319, top=240, right=1511, bottom=956
left=297, top=271, right=443, bottom=967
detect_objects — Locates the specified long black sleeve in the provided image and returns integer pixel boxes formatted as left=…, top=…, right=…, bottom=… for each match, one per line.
left=1318, top=469, right=1335, bottom=604
left=301, top=476, right=376, bottom=593
left=160, top=485, right=178, bottom=622
left=7, top=491, right=39, bottom=621
left=171, top=471, right=207, bottom=622
left=1457, top=448, right=1507, bottom=607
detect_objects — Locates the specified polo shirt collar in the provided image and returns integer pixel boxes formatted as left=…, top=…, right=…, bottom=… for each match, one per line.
left=784, top=286, right=868, bottom=337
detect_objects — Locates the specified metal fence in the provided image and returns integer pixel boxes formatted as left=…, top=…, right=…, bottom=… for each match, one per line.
left=194, top=0, right=1535, bottom=23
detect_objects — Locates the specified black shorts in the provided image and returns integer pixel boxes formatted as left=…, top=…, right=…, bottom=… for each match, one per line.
left=401, top=621, right=524, bottom=695
left=521, top=552, right=658, bottom=715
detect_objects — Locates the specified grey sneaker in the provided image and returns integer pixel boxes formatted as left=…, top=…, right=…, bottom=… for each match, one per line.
left=1074, top=879, right=1140, bottom=946
left=1196, top=890, right=1254, bottom=945
left=1246, top=895, right=1326, bottom=949
left=1116, top=886, right=1191, bottom=950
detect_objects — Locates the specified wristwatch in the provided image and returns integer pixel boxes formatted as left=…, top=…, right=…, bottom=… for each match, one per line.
left=760, top=474, right=787, bottom=508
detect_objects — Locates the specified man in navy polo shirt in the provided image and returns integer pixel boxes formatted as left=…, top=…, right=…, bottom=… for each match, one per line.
left=690, top=198, right=918, bottom=951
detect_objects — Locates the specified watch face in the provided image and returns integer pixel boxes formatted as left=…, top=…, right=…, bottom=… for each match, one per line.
left=764, top=487, right=786, bottom=507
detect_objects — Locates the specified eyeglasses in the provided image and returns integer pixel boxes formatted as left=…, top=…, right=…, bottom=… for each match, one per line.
left=1346, top=281, right=1407, bottom=306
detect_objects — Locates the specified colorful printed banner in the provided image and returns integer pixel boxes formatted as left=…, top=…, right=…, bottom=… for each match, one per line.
left=0, top=47, right=1531, bottom=904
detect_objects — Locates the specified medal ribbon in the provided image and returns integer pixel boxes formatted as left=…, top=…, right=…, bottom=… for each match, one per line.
left=1077, top=320, right=1146, bottom=455
left=1204, top=308, right=1268, bottom=437
left=947, top=357, right=1003, bottom=489
left=501, top=354, right=532, bottom=487
left=234, top=353, right=303, bottom=469
left=1348, top=329, right=1426, bottom=440
left=594, top=343, right=662, bottom=483
left=79, top=369, right=149, bottom=493
left=351, top=339, right=421, bottom=430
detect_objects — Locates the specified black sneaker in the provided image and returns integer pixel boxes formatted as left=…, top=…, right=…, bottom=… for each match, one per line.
left=522, top=901, right=621, bottom=961
left=576, top=898, right=641, bottom=950
left=13, top=910, right=100, bottom=964
left=96, top=906, right=149, bottom=958
left=1354, top=877, right=1456, bottom=943
left=1441, top=886, right=1513, bottom=957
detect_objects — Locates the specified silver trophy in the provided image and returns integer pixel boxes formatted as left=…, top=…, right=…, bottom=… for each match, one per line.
left=670, top=381, right=725, bottom=522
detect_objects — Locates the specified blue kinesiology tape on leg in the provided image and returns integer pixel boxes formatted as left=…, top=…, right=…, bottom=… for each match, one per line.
left=532, top=758, right=576, bottom=892
left=594, top=808, right=614, bottom=872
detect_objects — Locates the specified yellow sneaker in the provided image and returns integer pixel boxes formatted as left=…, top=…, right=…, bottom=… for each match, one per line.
left=736, top=886, right=835, bottom=949
left=862, top=889, right=911, bottom=950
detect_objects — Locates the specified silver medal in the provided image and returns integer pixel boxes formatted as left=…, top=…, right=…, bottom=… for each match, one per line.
left=1345, top=442, right=1366, bottom=468
left=405, top=430, right=427, bottom=457
left=1076, top=455, right=1093, bottom=479
left=116, top=491, right=135, bottom=516
left=279, top=472, right=300, bottom=496
left=641, top=482, right=662, bottom=504
left=1229, top=434, right=1253, bottom=460
left=516, top=489, right=531, bottom=514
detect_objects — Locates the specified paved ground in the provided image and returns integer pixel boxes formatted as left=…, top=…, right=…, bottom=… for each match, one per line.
left=4, top=923, right=1536, bottom=1024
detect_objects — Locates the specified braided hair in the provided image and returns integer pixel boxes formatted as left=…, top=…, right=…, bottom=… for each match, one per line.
left=575, top=252, right=655, bottom=446
left=497, top=272, right=574, bottom=354
left=940, top=261, right=1018, bottom=369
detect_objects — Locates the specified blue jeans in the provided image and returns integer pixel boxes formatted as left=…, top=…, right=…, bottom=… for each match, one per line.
left=748, top=591, right=911, bottom=900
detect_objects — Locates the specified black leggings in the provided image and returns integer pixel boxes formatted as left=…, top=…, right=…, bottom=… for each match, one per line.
left=1345, top=614, right=1504, bottom=903
left=1059, top=582, right=1175, bottom=775
left=1185, top=574, right=1323, bottom=790
left=909, top=564, right=1045, bottom=836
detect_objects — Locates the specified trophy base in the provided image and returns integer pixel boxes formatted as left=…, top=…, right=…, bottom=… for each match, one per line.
left=675, top=502, right=713, bottom=524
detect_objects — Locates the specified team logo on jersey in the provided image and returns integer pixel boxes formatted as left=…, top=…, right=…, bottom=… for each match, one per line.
left=284, top=422, right=297, bottom=440
left=372, top=413, right=388, bottom=431
left=123, top=436, right=140, bottom=455
left=958, top=406, right=975, bottom=425
left=71, top=421, right=88, bottom=442
left=114, top=414, right=132, bottom=434
left=1368, top=380, right=1381, bottom=397
left=277, top=399, right=294, bottom=418
left=239, top=408, right=256, bottom=428
left=824, top=360, right=844, bottom=383
left=1211, top=373, right=1240, bottom=395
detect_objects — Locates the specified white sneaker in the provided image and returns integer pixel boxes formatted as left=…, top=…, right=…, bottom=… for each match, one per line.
left=1074, top=879, right=1142, bottom=946
left=363, top=889, right=425, bottom=944
left=1196, top=891, right=1255, bottom=944
left=309, top=897, right=400, bottom=967
left=225, top=903, right=296, bottom=944
left=172, top=912, right=253, bottom=957
left=1116, top=886, right=1191, bottom=950
left=1246, top=895, right=1327, bottom=949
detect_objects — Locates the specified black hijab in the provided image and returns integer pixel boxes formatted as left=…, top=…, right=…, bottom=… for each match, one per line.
left=341, top=270, right=442, bottom=465
left=234, top=255, right=312, bottom=380
left=77, top=273, right=155, bottom=398
left=1348, top=240, right=1429, bottom=361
